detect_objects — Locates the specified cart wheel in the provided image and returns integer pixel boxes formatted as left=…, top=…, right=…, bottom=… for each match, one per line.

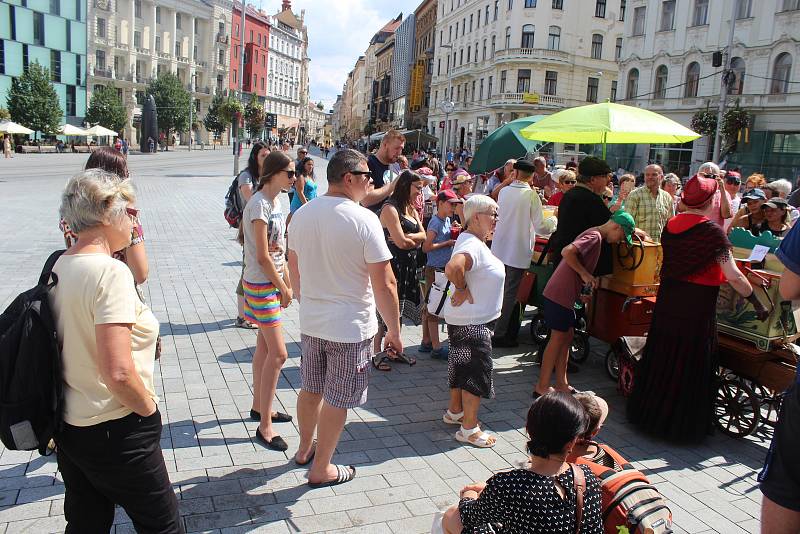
left=530, top=315, right=549, bottom=344
left=569, top=331, right=591, bottom=364
left=715, top=378, right=761, bottom=438
left=605, top=349, right=619, bottom=381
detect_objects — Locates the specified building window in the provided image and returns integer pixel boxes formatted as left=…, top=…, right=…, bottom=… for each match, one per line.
left=654, top=65, right=668, bottom=98
left=500, top=70, right=507, bottom=93
left=479, top=78, right=484, bottom=99
left=485, top=5, right=489, bottom=24
left=692, top=0, right=708, bottom=25
left=659, top=1, right=675, bottom=31
left=50, top=50, right=61, bottom=82
left=469, top=14, right=473, bottom=31
left=626, top=68, right=638, bottom=99
left=66, top=85, right=76, bottom=116
left=522, top=25, right=535, bottom=48
left=155, top=35, right=161, bottom=52
left=547, top=26, right=560, bottom=50
left=684, top=62, right=700, bottom=97
left=488, top=75, right=493, bottom=97
left=586, top=77, right=599, bottom=102
left=175, top=41, right=181, bottom=57
left=620, top=0, right=626, bottom=20
left=471, top=80, right=476, bottom=101
left=782, top=0, right=800, bottom=11
left=23, top=44, right=29, bottom=71
left=771, top=53, right=792, bottom=94
left=134, top=0, right=141, bottom=18
left=524, top=0, right=536, bottom=6
left=552, top=0, right=563, bottom=8
left=736, top=0, right=751, bottom=19
left=615, top=37, right=623, bottom=60
left=517, top=69, right=531, bottom=92
left=483, top=39, right=487, bottom=60
left=491, top=35, right=496, bottom=56
left=0, top=40, right=5, bottom=75
left=459, top=48, right=463, bottom=65
left=632, top=7, right=646, bottom=35
left=95, top=49, right=106, bottom=69
left=611, top=80, right=617, bottom=101
left=504, top=27, right=511, bottom=49
left=33, top=12, right=44, bottom=45
left=133, top=31, right=141, bottom=48
left=176, top=13, right=182, bottom=30
left=50, top=0, right=60, bottom=16
left=591, top=34, right=603, bottom=59
left=96, top=17, right=106, bottom=38
left=730, top=57, right=745, bottom=95
left=595, top=0, right=606, bottom=17
left=467, top=46, right=471, bottom=62
left=544, top=71, right=557, bottom=95
left=156, top=6, right=161, bottom=23
left=494, top=0, right=499, bottom=20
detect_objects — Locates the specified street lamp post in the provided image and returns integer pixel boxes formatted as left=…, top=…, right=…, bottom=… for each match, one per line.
left=712, top=0, right=738, bottom=163
left=439, top=44, right=454, bottom=159
left=233, top=0, right=247, bottom=175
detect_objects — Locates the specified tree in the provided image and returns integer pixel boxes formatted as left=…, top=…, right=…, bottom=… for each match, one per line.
left=243, top=96, right=264, bottom=139
left=203, top=93, right=226, bottom=139
left=0, top=108, right=10, bottom=120
left=6, top=61, right=62, bottom=139
left=147, top=73, right=190, bottom=149
left=316, top=101, right=325, bottom=110
left=86, top=85, right=128, bottom=133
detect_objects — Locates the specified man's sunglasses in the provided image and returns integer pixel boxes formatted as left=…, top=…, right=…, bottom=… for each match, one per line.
left=726, top=177, right=741, bottom=185
left=700, top=172, right=718, bottom=178
left=346, top=170, right=373, bottom=180
left=602, top=195, right=612, bottom=201
left=563, top=180, right=577, bottom=185
left=284, top=170, right=295, bottom=178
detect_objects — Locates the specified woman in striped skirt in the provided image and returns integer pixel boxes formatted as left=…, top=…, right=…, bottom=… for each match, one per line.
left=241, top=150, right=296, bottom=451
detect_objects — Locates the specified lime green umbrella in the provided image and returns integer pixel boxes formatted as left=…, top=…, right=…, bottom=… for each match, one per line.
left=519, top=102, right=700, bottom=158
left=470, top=115, right=546, bottom=174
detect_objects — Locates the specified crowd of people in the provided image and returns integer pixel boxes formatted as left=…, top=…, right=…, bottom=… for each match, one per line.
left=42, top=131, right=800, bottom=533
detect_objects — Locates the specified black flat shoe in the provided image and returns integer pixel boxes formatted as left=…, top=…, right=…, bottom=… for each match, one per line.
left=254, top=430, right=288, bottom=451
left=271, top=412, right=293, bottom=423
left=250, top=409, right=261, bottom=421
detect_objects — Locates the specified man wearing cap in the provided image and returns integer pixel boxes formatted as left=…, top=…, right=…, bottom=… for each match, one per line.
left=491, top=159, right=557, bottom=347
left=730, top=188, right=767, bottom=233
left=535, top=211, right=636, bottom=397
left=625, top=164, right=675, bottom=242
left=549, top=156, right=616, bottom=275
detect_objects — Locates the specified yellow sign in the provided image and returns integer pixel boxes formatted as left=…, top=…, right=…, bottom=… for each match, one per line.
left=523, top=93, right=540, bottom=104
left=409, top=60, right=425, bottom=109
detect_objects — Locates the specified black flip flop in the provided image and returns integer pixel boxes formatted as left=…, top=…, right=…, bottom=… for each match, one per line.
left=294, top=441, right=317, bottom=466
left=307, top=465, right=356, bottom=488
left=254, top=430, right=288, bottom=451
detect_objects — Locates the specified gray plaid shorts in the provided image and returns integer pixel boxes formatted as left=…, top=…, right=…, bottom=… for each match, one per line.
left=300, top=334, right=373, bottom=409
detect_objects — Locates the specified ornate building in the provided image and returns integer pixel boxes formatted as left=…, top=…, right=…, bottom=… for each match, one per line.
left=407, top=0, right=437, bottom=131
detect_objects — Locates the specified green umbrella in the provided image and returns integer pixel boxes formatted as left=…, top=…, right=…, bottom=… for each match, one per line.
left=470, top=115, right=546, bottom=174
left=519, top=102, right=700, bottom=159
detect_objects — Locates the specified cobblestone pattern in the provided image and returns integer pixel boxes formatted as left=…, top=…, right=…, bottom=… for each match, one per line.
left=0, top=151, right=769, bottom=533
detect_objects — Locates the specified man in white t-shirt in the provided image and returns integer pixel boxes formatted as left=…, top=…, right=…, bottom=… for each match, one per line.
left=287, top=148, right=402, bottom=488
left=491, top=159, right=557, bottom=347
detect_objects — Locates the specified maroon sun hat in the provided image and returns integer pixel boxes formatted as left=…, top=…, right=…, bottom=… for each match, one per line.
left=681, top=174, right=718, bottom=208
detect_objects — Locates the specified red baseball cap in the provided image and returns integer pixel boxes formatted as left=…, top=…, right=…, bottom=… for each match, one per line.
left=681, top=174, right=718, bottom=208
left=437, top=189, right=463, bottom=203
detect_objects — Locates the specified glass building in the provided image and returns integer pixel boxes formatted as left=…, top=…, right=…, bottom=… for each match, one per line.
left=0, top=0, right=87, bottom=126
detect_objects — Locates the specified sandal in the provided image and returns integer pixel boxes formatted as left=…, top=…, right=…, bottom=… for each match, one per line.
left=443, top=411, right=464, bottom=425
left=236, top=317, right=258, bottom=329
left=455, top=427, right=496, bottom=448
left=307, top=464, right=356, bottom=488
left=372, top=354, right=392, bottom=372
left=388, top=351, right=417, bottom=366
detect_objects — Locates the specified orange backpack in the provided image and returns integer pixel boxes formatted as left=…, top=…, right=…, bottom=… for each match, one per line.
left=575, top=442, right=674, bottom=534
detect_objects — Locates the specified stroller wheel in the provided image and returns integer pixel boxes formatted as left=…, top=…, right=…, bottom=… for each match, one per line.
left=569, top=332, right=591, bottom=364
left=530, top=314, right=549, bottom=344
left=605, top=349, right=619, bottom=380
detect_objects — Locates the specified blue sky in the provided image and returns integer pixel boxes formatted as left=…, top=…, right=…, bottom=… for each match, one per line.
left=261, top=0, right=422, bottom=110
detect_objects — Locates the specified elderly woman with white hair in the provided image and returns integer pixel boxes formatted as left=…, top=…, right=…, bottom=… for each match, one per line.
left=766, top=179, right=800, bottom=223
left=442, top=195, right=505, bottom=448
left=50, top=170, right=182, bottom=532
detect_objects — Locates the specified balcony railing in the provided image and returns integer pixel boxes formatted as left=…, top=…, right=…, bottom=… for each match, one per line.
left=177, top=56, right=190, bottom=63
left=493, top=48, right=571, bottom=63
left=115, top=40, right=129, bottom=50
left=93, top=67, right=113, bottom=78
left=196, top=60, right=208, bottom=68
left=157, top=51, right=170, bottom=60
left=135, top=46, right=149, bottom=54
left=489, top=92, right=566, bottom=107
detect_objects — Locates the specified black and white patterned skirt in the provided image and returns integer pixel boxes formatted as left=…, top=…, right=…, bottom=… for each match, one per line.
left=446, top=322, right=495, bottom=399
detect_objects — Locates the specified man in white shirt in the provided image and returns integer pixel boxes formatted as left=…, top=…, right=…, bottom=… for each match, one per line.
left=287, top=149, right=402, bottom=488
left=490, top=159, right=557, bottom=347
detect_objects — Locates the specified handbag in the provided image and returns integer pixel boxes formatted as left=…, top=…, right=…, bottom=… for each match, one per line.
left=518, top=241, right=554, bottom=307
left=426, top=270, right=451, bottom=317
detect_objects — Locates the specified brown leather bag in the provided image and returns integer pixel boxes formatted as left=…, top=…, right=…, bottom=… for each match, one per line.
left=570, top=463, right=587, bottom=534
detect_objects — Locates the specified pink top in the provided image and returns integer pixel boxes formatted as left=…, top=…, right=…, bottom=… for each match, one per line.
left=543, top=229, right=603, bottom=309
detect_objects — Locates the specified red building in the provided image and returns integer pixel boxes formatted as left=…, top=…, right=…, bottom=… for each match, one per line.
left=230, top=2, right=271, bottom=98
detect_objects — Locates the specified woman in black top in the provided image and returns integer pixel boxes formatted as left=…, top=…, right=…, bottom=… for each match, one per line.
left=440, top=392, right=603, bottom=534
left=375, top=171, right=427, bottom=361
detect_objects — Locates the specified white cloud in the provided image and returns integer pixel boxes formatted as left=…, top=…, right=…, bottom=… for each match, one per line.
left=262, top=0, right=421, bottom=110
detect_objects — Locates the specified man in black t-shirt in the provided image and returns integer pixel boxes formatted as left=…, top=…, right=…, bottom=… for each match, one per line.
left=549, top=157, right=614, bottom=276
left=363, top=130, right=405, bottom=212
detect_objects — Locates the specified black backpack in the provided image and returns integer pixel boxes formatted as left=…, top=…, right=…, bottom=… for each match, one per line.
left=0, top=250, right=65, bottom=455
left=224, top=171, right=258, bottom=228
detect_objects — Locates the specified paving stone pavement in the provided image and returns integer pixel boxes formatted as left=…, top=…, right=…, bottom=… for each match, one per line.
left=0, top=151, right=771, bottom=533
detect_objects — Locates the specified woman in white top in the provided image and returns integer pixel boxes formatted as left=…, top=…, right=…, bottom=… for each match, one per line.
left=241, top=150, right=296, bottom=451
left=442, top=196, right=506, bottom=448
left=51, top=169, right=181, bottom=533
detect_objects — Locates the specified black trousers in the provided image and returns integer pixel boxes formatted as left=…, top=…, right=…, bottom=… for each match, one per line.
left=56, top=409, right=184, bottom=534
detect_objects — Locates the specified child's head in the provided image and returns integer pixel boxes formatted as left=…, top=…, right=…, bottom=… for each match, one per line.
left=603, top=210, right=635, bottom=244
left=436, top=189, right=462, bottom=218
left=573, top=393, right=609, bottom=441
